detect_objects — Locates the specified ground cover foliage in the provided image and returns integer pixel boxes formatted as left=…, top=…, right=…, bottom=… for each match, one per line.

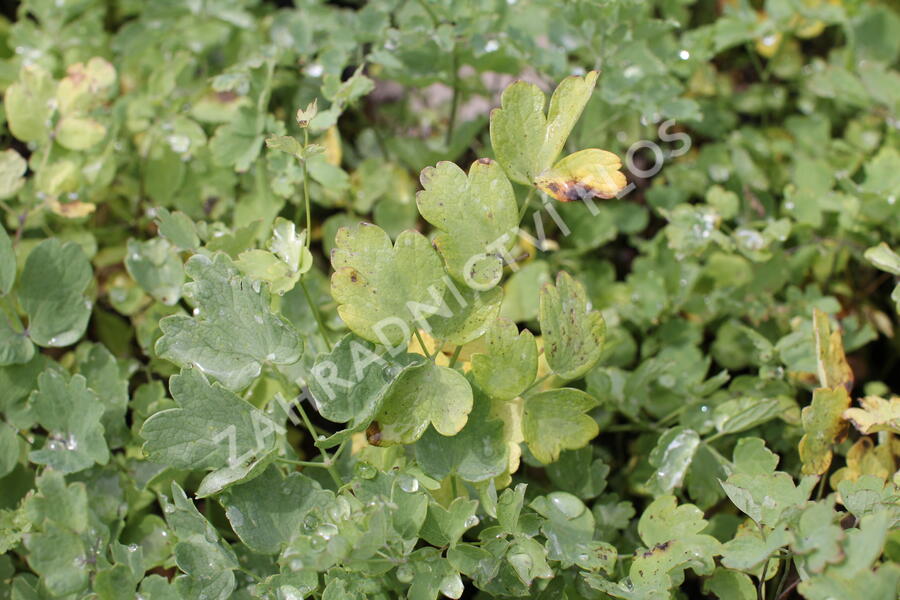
left=0, top=0, right=899, bottom=598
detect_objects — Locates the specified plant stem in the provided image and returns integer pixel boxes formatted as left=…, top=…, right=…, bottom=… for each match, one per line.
left=522, top=372, right=553, bottom=395
left=448, top=345, right=462, bottom=369
left=276, top=456, right=334, bottom=468
left=294, top=400, right=342, bottom=487
left=518, top=188, right=535, bottom=222
left=413, top=328, right=429, bottom=357
left=445, top=46, right=459, bottom=147
left=302, top=128, right=312, bottom=249
left=772, top=557, right=792, bottom=600
left=299, top=278, right=332, bottom=351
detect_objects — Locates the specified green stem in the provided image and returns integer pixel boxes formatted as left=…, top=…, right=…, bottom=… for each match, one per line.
left=299, top=278, right=332, bottom=351
left=771, top=557, right=793, bottom=600
left=445, top=46, right=459, bottom=147
left=518, top=188, right=535, bottom=223
left=294, top=400, right=342, bottom=487
left=302, top=128, right=312, bottom=249
left=276, top=456, right=333, bottom=468
left=413, top=328, right=430, bottom=357
left=448, top=345, right=462, bottom=369
left=522, top=372, right=553, bottom=395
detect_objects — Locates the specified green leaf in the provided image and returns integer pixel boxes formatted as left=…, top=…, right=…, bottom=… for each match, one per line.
left=162, top=483, right=237, bottom=600
left=588, top=496, right=721, bottom=599
left=523, top=388, right=599, bottom=464
left=56, top=116, right=107, bottom=150
left=372, top=360, right=473, bottom=445
left=646, top=427, right=701, bottom=495
left=0, top=310, right=34, bottom=366
left=711, top=396, right=786, bottom=436
left=420, top=497, right=479, bottom=548
left=154, top=207, right=199, bottom=251
left=140, top=368, right=279, bottom=496
left=4, top=64, right=55, bottom=142
left=415, top=383, right=508, bottom=482
left=864, top=243, right=900, bottom=275
left=720, top=525, right=791, bottom=570
left=125, top=238, right=184, bottom=305
left=19, top=238, right=93, bottom=347
left=0, top=226, right=14, bottom=296
left=209, top=106, right=264, bottom=172
left=156, top=252, right=302, bottom=391
left=426, top=283, right=503, bottom=346
left=236, top=218, right=312, bottom=295
left=721, top=438, right=817, bottom=526
left=790, top=500, right=844, bottom=573
left=28, top=370, right=109, bottom=473
left=530, top=491, right=595, bottom=566
left=0, top=149, right=27, bottom=201
left=308, top=333, right=424, bottom=443
left=702, top=568, right=757, bottom=600
left=22, top=525, right=90, bottom=596
left=471, top=318, right=538, bottom=400
left=490, top=71, right=598, bottom=185
left=416, top=158, right=518, bottom=287
left=799, top=386, right=851, bottom=475
left=330, top=223, right=447, bottom=348
left=219, top=465, right=332, bottom=554
left=539, top=271, right=605, bottom=380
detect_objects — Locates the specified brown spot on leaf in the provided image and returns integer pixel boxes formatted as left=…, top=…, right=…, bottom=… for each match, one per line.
left=366, top=422, right=382, bottom=446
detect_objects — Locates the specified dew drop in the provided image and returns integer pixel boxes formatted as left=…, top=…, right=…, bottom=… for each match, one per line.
left=397, top=474, right=419, bottom=493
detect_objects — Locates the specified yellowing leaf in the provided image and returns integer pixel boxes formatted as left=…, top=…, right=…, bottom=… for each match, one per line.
left=523, top=388, right=599, bottom=464
left=799, top=387, right=851, bottom=476
left=534, top=149, right=627, bottom=203
left=812, top=308, right=853, bottom=390
left=49, top=199, right=97, bottom=219
left=844, top=396, right=900, bottom=435
left=830, top=437, right=896, bottom=491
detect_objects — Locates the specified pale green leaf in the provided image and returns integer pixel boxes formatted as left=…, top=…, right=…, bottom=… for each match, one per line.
left=471, top=318, right=538, bottom=400
left=490, top=71, right=598, bottom=185
left=0, top=149, right=27, bottom=200
left=416, top=158, right=518, bottom=287
left=330, top=223, right=446, bottom=348
left=523, top=388, right=599, bottom=463
left=373, top=360, right=473, bottom=444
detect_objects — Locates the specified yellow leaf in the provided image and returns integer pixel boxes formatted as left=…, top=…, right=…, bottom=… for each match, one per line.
left=812, top=308, right=853, bottom=390
left=844, top=396, right=900, bottom=435
left=534, top=149, right=627, bottom=203
left=799, top=386, right=850, bottom=475
left=323, top=126, right=342, bottom=166
left=50, top=199, right=96, bottom=219
left=830, top=436, right=895, bottom=491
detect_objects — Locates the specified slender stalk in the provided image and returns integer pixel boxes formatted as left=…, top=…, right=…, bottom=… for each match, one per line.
left=413, top=328, right=430, bottom=357
left=294, top=400, right=342, bottom=487
left=276, top=456, right=334, bottom=469
left=772, top=557, right=792, bottom=600
left=445, top=46, right=459, bottom=147
left=522, top=372, right=553, bottom=395
left=299, top=278, right=332, bottom=351
left=518, top=188, right=535, bottom=222
left=302, top=128, right=312, bottom=249
left=448, top=345, right=462, bottom=369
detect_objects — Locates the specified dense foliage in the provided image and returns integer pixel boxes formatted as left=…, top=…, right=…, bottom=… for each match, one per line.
left=0, top=0, right=899, bottom=598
